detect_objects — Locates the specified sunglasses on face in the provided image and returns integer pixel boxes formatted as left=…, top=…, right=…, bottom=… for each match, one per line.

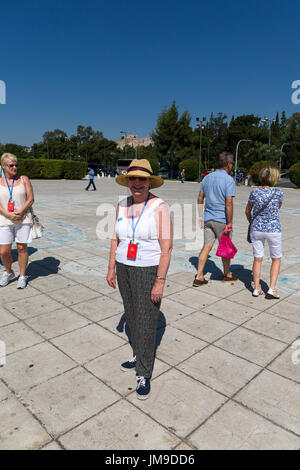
left=7, top=163, right=18, bottom=168
left=128, top=177, right=147, bottom=182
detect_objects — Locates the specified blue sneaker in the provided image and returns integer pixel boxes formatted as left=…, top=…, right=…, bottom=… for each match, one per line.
left=120, top=356, right=136, bottom=372
left=136, top=376, right=151, bottom=400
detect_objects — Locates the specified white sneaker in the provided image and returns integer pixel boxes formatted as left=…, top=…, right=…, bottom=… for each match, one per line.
left=0, top=271, right=15, bottom=287
left=267, top=288, right=280, bottom=299
left=17, top=276, right=28, bottom=289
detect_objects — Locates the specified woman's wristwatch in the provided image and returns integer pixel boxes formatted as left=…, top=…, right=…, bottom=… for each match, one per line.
left=156, top=276, right=166, bottom=280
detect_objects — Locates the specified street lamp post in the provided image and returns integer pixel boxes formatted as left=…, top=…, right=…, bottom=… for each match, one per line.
left=196, top=116, right=206, bottom=182
left=280, top=142, right=293, bottom=171
left=235, top=139, right=252, bottom=181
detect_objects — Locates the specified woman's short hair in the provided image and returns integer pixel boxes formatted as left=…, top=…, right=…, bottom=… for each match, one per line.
left=1, top=153, right=18, bottom=167
left=259, top=166, right=279, bottom=187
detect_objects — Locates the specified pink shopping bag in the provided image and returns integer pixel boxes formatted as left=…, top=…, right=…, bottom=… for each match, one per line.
left=216, top=234, right=237, bottom=259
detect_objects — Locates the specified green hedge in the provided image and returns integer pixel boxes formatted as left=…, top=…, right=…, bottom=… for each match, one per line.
left=179, top=159, right=199, bottom=181
left=17, top=159, right=88, bottom=179
left=289, top=162, right=300, bottom=188
left=249, top=161, right=279, bottom=184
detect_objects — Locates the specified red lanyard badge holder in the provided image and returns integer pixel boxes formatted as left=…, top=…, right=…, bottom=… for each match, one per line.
left=127, top=195, right=150, bottom=261
left=5, top=175, right=15, bottom=212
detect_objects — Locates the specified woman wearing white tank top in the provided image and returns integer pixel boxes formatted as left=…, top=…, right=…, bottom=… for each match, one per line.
left=0, top=153, right=34, bottom=289
left=107, top=159, right=173, bottom=400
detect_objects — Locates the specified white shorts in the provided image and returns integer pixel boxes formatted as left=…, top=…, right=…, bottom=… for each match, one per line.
left=250, top=231, right=282, bottom=259
left=0, top=224, right=33, bottom=245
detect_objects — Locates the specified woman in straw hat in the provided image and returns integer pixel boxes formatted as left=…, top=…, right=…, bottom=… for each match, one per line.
left=107, top=159, right=173, bottom=400
left=0, top=153, right=34, bottom=289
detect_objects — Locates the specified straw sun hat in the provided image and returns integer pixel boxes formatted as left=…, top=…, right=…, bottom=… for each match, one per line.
left=115, top=159, right=164, bottom=189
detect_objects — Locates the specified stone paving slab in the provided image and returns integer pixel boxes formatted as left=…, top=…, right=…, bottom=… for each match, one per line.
left=0, top=396, right=51, bottom=450
left=187, top=401, right=300, bottom=450
left=0, top=180, right=299, bottom=449
left=21, top=367, right=120, bottom=438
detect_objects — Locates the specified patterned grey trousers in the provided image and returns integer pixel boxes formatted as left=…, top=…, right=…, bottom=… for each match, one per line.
left=116, top=262, right=161, bottom=378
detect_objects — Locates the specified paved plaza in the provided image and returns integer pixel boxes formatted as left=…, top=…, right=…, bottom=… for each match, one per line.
left=0, top=177, right=300, bottom=450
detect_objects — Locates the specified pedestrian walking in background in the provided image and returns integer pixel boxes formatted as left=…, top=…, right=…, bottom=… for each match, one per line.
left=0, top=153, right=34, bottom=288
left=194, top=152, right=238, bottom=286
left=181, top=168, right=185, bottom=183
left=245, top=166, right=283, bottom=299
left=107, top=159, right=173, bottom=400
left=85, top=167, right=96, bottom=191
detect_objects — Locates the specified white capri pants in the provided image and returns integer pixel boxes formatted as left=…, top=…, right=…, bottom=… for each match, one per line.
left=0, top=224, right=33, bottom=245
left=250, top=230, right=282, bottom=259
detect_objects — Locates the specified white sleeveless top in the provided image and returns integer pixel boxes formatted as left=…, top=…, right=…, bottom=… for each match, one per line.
left=0, top=176, right=32, bottom=226
left=115, top=196, right=164, bottom=267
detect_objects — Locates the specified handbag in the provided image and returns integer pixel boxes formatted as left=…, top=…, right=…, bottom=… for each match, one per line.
left=247, top=189, right=277, bottom=243
left=29, top=207, right=44, bottom=239
left=216, top=234, right=238, bottom=259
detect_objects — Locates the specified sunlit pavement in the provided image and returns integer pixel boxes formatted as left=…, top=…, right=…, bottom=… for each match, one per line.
left=0, top=178, right=300, bottom=450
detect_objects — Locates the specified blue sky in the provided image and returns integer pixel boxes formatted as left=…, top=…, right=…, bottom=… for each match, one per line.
left=1, top=0, right=300, bottom=146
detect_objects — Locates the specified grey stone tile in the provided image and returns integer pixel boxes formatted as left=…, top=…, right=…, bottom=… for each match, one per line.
left=49, top=285, right=101, bottom=307
left=127, top=369, right=226, bottom=438
left=156, top=326, right=207, bottom=366
left=51, top=324, right=126, bottom=364
left=228, top=289, right=289, bottom=310
left=203, top=298, right=260, bottom=325
left=167, top=288, right=219, bottom=310
left=5, top=294, right=63, bottom=320
left=0, top=396, right=51, bottom=450
left=71, top=296, right=124, bottom=322
left=0, top=284, right=40, bottom=307
left=0, top=306, right=18, bottom=327
left=0, top=342, right=76, bottom=392
left=215, top=327, right=286, bottom=367
left=29, top=275, right=77, bottom=293
left=40, top=441, right=62, bottom=450
left=25, top=308, right=90, bottom=339
left=60, top=400, right=180, bottom=450
left=188, top=401, right=300, bottom=450
left=244, top=312, right=300, bottom=344
left=0, top=322, right=44, bottom=355
left=0, top=381, right=11, bottom=402
left=286, top=292, right=300, bottom=306
left=105, top=290, right=123, bottom=304
left=22, top=367, right=119, bottom=438
left=265, top=300, right=300, bottom=324
left=86, top=344, right=171, bottom=396
left=162, top=280, right=187, bottom=297
left=178, top=346, right=261, bottom=397
left=268, top=347, right=300, bottom=383
left=160, top=298, right=197, bottom=324
left=175, top=442, right=195, bottom=451
left=235, top=370, right=300, bottom=435
left=173, top=311, right=237, bottom=343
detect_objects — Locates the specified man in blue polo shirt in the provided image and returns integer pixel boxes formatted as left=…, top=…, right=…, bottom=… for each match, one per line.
left=85, top=167, right=96, bottom=191
left=193, top=151, right=238, bottom=286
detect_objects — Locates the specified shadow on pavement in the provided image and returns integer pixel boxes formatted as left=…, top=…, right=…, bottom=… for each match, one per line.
left=189, top=255, right=269, bottom=293
left=27, top=257, right=61, bottom=280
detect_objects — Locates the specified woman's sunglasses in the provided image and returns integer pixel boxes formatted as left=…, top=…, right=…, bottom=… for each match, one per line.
left=7, top=164, right=18, bottom=168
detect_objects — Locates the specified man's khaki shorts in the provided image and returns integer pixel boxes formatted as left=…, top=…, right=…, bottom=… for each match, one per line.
left=204, top=220, right=232, bottom=245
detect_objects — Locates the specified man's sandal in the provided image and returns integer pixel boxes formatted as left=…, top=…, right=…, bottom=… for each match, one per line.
left=193, top=276, right=208, bottom=287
